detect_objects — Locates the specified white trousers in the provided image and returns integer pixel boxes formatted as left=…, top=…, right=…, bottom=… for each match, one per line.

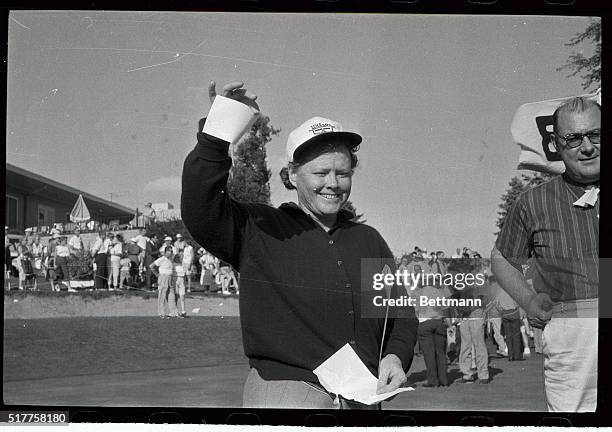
left=542, top=305, right=597, bottom=412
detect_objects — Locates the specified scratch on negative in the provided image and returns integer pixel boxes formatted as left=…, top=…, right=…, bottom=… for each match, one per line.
left=127, top=56, right=185, bottom=73
left=10, top=16, right=31, bottom=30
left=127, top=38, right=208, bottom=73
left=49, top=45, right=382, bottom=83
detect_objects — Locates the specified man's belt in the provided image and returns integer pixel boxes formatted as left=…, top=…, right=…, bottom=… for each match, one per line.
left=551, top=298, right=598, bottom=317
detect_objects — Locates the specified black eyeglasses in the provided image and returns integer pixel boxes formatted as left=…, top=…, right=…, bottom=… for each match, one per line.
left=554, top=129, right=601, bottom=148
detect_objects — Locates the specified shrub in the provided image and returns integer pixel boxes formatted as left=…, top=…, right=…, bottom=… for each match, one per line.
left=67, top=250, right=94, bottom=280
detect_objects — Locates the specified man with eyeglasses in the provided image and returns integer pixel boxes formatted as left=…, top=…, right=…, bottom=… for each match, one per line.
left=491, top=97, right=599, bottom=412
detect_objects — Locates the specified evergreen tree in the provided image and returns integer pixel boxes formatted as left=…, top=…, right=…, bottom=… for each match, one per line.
left=495, top=172, right=556, bottom=235
left=228, top=115, right=280, bottom=204
left=147, top=219, right=194, bottom=244
left=342, top=200, right=366, bottom=224
left=557, top=19, right=601, bottom=91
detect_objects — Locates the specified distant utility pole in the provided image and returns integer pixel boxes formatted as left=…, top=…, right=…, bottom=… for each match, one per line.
left=108, top=192, right=125, bottom=202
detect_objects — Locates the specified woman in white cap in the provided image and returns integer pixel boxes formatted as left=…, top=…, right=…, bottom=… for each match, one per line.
left=159, top=236, right=175, bottom=256
left=181, top=81, right=417, bottom=409
left=174, top=233, right=186, bottom=253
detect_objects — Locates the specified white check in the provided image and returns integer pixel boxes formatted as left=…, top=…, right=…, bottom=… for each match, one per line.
left=313, top=343, right=414, bottom=405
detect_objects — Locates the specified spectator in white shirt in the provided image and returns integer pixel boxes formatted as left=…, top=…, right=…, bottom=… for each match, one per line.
left=182, top=240, right=194, bottom=292
left=23, top=228, right=33, bottom=247
left=4, top=226, right=10, bottom=278
left=216, top=262, right=238, bottom=295
left=199, top=249, right=218, bottom=290
left=174, top=233, right=186, bottom=253
left=54, top=237, right=71, bottom=291
left=150, top=246, right=175, bottom=318
left=109, top=234, right=125, bottom=290
left=142, top=202, right=156, bottom=227
left=159, top=236, right=175, bottom=256
left=198, top=248, right=209, bottom=287
left=68, top=228, right=83, bottom=255
left=90, top=231, right=109, bottom=290
left=173, top=253, right=187, bottom=318
left=30, top=235, right=44, bottom=277
left=131, top=228, right=149, bottom=267
left=119, top=253, right=132, bottom=290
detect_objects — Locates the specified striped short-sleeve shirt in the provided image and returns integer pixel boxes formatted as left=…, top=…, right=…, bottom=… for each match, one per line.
left=495, top=174, right=599, bottom=302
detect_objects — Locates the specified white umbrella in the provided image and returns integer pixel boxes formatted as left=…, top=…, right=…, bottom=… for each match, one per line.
left=70, top=194, right=91, bottom=223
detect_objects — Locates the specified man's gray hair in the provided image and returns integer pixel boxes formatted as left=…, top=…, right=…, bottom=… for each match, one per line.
left=552, top=97, right=601, bottom=131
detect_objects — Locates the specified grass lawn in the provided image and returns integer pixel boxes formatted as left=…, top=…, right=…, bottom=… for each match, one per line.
left=3, top=315, right=545, bottom=410
left=4, top=316, right=246, bottom=382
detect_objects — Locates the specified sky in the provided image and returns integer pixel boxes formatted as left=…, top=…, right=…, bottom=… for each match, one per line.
left=6, top=12, right=596, bottom=256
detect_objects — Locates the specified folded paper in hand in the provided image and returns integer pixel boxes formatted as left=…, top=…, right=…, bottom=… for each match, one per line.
left=203, top=95, right=260, bottom=144
left=313, top=343, right=414, bottom=405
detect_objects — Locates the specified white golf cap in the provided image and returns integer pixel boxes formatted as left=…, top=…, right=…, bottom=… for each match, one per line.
left=164, top=236, right=172, bottom=241
left=176, top=233, right=183, bottom=238
left=286, top=116, right=362, bottom=162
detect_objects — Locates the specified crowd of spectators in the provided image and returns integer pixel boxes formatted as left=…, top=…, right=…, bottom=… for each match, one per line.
left=4, top=226, right=239, bottom=299
left=394, top=244, right=540, bottom=387
left=6, top=227, right=538, bottom=382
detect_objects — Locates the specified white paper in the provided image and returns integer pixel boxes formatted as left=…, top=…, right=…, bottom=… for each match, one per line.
left=313, top=343, right=414, bottom=405
left=573, top=187, right=599, bottom=208
left=202, top=95, right=259, bottom=144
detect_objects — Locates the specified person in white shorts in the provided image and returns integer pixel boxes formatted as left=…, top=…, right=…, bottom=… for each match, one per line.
left=182, top=240, right=194, bottom=293
left=173, top=253, right=187, bottom=318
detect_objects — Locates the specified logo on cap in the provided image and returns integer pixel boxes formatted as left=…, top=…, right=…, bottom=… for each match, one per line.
left=309, top=122, right=337, bottom=135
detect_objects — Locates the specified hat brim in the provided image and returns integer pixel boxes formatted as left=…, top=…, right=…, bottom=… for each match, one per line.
left=292, top=131, right=362, bottom=162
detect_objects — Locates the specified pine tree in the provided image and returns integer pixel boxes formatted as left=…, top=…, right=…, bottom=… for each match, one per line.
left=147, top=219, right=193, bottom=244
left=557, top=19, right=601, bottom=91
left=228, top=115, right=280, bottom=204
left=495, top=172, right=556, bottom=234
left=342, top=200, right=366, bottom=224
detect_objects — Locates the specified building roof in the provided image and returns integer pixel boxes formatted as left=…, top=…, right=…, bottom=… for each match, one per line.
left=6, top=163, right=135, bottom=217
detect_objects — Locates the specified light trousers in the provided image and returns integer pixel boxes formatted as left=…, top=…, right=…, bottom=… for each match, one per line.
left=243, top=368, right=380, bottom=410
left=488, top=317, right=507, bottom=352
left=157, top=274, right=171, bottom=316
left=459, top=318, right=489, bottom=380
left=542, top=300, right=597, bottom=412
left=110, top=255, right=120, bottom=288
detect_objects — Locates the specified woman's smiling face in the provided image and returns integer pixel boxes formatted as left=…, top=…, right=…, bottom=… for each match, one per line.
left=290, top=143, right=353, bottom=228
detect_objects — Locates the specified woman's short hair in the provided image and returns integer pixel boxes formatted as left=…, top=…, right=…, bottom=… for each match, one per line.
left=279, top=140, right=359, bottom=190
